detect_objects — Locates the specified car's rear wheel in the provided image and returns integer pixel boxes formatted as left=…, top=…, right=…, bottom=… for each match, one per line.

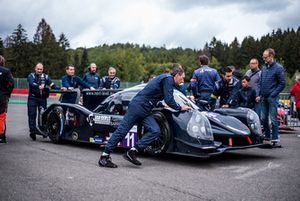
left=47, top=106, right=64, bottom=143
left=145, top=112, right=170, bottom=155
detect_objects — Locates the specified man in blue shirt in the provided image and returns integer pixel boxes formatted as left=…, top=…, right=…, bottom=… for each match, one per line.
left=190, top=55, right=220, bottom=110
left=82, top=63, right=102, bottom=88
left=259, top=48, right=285, bottom=147
left=27, top=63, right=60, bottom=140
left=98, top=66, right=191, bottom=168
left=101, top=67, right=120, bottom=89
left=61, top=65, right=95, bottom=103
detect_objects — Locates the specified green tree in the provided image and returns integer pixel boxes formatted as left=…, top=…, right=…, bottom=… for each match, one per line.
left=33, top=18, right=56, bottom=44
left=4, top=24, right=32, bottom=77
left=0, top=37, right=3, bottom=55
left=228, top=37, right=242, bottom=68
left=33, top=18, right=67, bottom=78
left=74, top=52, right=80, bottom=70
left=79, top=48, right=89, bottom=76
left=58, top=33, right=70, bottom=50
left=240, top=36, right=260, bottom=69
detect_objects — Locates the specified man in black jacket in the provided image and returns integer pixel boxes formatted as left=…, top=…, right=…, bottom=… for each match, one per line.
left=0, top=55, right=14, bottom=143
left=213, top=66, right=240, bottom=108
left=27, top=63, right=60, bottom=140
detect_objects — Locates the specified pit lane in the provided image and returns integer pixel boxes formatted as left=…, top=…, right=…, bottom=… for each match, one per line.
left=0, top=104, right=299, bottom=201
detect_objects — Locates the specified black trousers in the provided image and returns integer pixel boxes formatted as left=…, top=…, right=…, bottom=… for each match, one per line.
left=27, top=96, right=47, bottom=133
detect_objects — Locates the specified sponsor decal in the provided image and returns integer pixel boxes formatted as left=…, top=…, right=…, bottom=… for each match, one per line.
left=89, top=136, right=103, bottom=144
left=94, top=115, right=111, bottom=125
left=85, top=91, right=115, bottom=96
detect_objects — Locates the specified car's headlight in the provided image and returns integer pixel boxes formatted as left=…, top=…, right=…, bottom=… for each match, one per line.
left=187, top=110, right=213, bottom=140
left=246, top=109, right=262, bottom=136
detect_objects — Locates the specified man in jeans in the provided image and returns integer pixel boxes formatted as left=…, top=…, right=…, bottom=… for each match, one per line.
left=259, top=48, right=285, bottom=147
left=98, top=66, right=191, bottom=168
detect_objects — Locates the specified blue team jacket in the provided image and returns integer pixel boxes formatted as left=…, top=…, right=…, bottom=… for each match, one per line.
left=82, top=72, right=102, bottom=88
left=27, top=73, right=59, bottom=98
left=131, top=73, right=181, bottom=113
left=260, top=62, right=285, bottom=97
left=190, top=66, right=220, bottom=97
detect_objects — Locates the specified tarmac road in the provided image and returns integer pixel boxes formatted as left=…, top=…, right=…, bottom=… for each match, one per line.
left=0, top=104, right=300, bottom=201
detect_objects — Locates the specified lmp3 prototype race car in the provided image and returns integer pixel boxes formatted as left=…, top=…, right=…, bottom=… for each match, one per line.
left=37, top=84, right=264, bottom=157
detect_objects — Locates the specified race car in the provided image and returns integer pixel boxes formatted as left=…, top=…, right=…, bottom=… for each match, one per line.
left=37, top=84, right=263, bottom=157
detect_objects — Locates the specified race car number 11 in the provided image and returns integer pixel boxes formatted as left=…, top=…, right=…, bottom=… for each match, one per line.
left=124, top=132, right=135, bottom=147
left=120, top=126, right=137, bottom=148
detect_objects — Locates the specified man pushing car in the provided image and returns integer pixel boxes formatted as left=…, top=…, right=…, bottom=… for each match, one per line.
left=98, top=66, right=191, bottom=168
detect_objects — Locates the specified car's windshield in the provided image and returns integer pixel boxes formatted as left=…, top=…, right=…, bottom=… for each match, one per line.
left=172, top=90, right=199, bottom=109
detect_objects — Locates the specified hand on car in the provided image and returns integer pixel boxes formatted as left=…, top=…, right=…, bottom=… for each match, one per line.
left=39, top=84, right=45, bottom=90
left=181, top=105, right=192, bottom=111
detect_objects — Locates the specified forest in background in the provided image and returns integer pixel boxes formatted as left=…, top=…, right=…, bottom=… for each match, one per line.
left=1, top=18, right=299, bottom=86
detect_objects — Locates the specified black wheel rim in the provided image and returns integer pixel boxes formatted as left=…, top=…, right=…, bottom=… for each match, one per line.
left=47, top=112, right=60, bottom=140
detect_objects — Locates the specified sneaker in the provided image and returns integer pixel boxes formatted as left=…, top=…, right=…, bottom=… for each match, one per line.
left=29, top=133, right=36, bottom=141
left=98, top=155, right=118, bottom=168
left=123, top=149, right=142, bottom=166
left=271, top=141, right=282, bottom=148
left=263, top=136, right=271, bottom=141
left=0, top=138, right=6, bottom=144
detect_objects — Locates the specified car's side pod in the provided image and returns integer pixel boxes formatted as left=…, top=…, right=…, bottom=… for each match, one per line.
left=46, top=106, right=65, bottom=143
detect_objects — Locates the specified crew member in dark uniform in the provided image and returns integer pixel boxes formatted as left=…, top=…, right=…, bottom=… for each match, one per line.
left=98, top=66, right=191, bottom=168
left=189, top=55, right=220, bottom=110
left=27, top=63, right=60, bottom=141
left=101, top=67, right=120, bottom=89
left=61, top=65, right=95, bottom=103
left=213, top=66, right=241, bottom=108
left=0, top=55, right=14, bottom=143
left=82, top=63, right=102, bottom=88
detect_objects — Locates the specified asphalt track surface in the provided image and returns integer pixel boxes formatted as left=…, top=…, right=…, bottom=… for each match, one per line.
left=1, top=104, right=300, bottom=201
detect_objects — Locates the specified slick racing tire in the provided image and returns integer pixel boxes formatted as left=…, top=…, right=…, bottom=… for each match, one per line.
left=145, top=112, right=170, bottom=155
left=46, top=106, right=64, bottom=143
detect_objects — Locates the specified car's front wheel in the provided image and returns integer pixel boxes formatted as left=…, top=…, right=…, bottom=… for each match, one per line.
left=145, top=112, right=170, bottom=155
left=46, top=106, right=64, bottom=143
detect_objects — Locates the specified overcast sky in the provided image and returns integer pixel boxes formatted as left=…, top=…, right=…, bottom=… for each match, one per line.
left=1, top=0, right=299, bottom=49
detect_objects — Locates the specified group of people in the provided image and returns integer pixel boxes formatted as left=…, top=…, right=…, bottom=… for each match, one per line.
left=99, top=48, right=292, bottom=168
left=27, top=63, right=120, bottom=140
left=1, top=47, right=300, bottom=169
left=189, top=48, right=286, bottom=148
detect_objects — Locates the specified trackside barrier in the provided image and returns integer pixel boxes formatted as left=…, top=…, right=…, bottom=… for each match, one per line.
left=279, top=93, right=300, bottom=127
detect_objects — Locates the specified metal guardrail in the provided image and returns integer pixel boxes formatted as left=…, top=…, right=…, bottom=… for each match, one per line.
left=279, top=93, right=300, bottom=127
left=12, top=78, right=141, bottom=89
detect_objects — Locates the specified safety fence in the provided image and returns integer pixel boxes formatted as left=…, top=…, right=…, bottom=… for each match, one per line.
left=12, top=78, right=141, bottom=89
left=279, top=93, right=300, bottom=128
left=9, top=78, right=141, bottom=105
